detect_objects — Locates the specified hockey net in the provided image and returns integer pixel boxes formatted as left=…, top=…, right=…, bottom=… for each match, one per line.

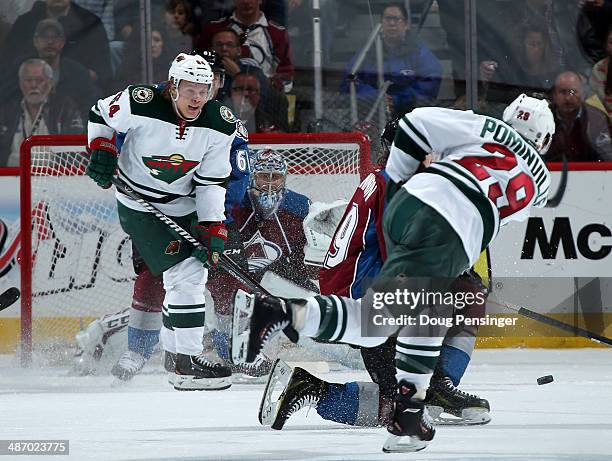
left=19, top=133, right=371, bottom=365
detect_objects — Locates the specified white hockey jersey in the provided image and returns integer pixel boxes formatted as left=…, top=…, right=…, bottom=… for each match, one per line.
left=88, top=85, right=236, bottom=222
left=386, top=106, right=551, bottom=266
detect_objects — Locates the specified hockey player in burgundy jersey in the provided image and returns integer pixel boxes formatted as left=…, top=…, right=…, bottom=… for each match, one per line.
left=236, top=94, right=555, bottom=452
left=207, top=148, right=318, bottom=375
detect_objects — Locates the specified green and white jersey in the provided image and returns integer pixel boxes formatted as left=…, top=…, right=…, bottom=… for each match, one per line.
left=88, top=85, right=236, bottom=222
left=387, top=106, right=550, bottom=266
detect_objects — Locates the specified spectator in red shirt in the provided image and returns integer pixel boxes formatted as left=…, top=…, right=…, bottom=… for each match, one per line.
left=195, top=0, right=294, bottom=92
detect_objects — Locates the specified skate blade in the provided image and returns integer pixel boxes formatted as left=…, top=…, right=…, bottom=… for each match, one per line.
left=382, top=434, right=429, bottom=453
left=173, top=374, right=232, bottom=391
left=232, top=373, right=269, bottom=384
left=231, top=289, right=254, bottom=365
left=258, top=359, right=293, bottom=426
left=427, top=405, right=491, bottom=426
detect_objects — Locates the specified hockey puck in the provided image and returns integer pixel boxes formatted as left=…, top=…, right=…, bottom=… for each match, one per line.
left=537, top=375, right=554, bottom=385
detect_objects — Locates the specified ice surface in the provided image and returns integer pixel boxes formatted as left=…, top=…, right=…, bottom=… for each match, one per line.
left=0, top=349, right=611, bottom=461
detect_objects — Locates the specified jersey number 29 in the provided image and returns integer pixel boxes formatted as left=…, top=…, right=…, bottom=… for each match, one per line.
left=454, top=143, right=535, bottom=219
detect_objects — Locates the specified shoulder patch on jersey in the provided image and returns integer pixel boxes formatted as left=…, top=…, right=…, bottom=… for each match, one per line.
left=220, top=106, right=237, bottom=123
left=235, top=119, right=249, bottom=140
left=131, top=86, right=154, bottom=103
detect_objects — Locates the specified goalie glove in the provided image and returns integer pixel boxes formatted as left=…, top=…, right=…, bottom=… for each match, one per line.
left=86, top=137, right=119, bottom=189
left=303, top=200, right=348, bottom=266
left=192, top=222, right=228, bottom=268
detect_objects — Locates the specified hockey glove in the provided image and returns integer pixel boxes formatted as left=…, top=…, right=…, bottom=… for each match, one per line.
left=86, top=137, right=119, bottom=189
left=192, top=222, right=228, bottom=268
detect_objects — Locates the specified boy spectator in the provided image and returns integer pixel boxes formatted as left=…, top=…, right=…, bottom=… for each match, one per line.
left=547, top=70, right=612, bottom=162
left=0, top=58, right=83, bottom=166
left=341, top=2, right=442, bottom=119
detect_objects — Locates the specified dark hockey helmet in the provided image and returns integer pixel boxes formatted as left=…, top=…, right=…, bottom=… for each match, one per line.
left=194, top=49, right=225, bottom=91
left=378, top=117, right=400, bottom=165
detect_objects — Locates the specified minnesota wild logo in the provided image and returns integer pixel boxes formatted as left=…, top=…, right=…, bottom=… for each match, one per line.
left=142, top=153, right=199, bottom=184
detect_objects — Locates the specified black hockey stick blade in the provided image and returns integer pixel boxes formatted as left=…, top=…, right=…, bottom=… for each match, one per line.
left=498, top=300, right=612, bottom=346
left=545, top=155, right=568, bottom=208
left=0, top=287, right=20, bottom=311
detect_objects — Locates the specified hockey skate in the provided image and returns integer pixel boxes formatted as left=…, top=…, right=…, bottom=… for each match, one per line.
left=163, top=351, right=177, bottom=386
left=258, top=359, right=325, bottom=429
left=173, top=352, right=231, bottom=391
left=111, top=350, right=147, bottom=384
left=382, top=380, right=435, bottom=453
left=231, top=354, right=274, bottom=383
left=426, top=373, right=491, bottom=425
left=231, top=290, right=297, bottom=364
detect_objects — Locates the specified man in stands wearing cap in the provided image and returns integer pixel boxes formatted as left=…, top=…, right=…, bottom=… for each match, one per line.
left=0, top=0, right=111, bottom=91
left=0, top=18, right=98, bottom=120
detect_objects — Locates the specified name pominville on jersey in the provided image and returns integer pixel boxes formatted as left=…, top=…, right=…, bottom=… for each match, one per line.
left=386, top=106, right=551, bottom=267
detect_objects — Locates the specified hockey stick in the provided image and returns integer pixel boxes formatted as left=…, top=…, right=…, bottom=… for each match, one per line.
left=110, top=178, right=270, bottom=296
left=0, top=287, right=20, bottom=311
left=491, top=299, right=612, bottom=346
left=544, top=155, right=568, bottom=208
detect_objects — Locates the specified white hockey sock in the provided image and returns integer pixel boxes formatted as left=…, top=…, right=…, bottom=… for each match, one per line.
left=293, top=297, right=321, bottom=337
left=160, top=325, right=176, bottom=354
left=395, top=336, right=444, bottom=401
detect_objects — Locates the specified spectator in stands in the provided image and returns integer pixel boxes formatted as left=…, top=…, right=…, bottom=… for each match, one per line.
left=227, top=71, right=288, bottom=133
left=576, top=0, right=612, bottom=65
left=30, top=18, right=98, bottom=119
left=196, top=0, right=294, bottom=92
left=163, top=0, right=199, bottom=58
left=547, top=70, right=612, bottom=162
left=512, top=0, right=606, bottom=74
left=114, top=25, right=173, bottom=91
left=340, top=2, right=442, bottom=119
left=589, top=26, right=612, bottom=120
left=0, top=0, right=112, bottom=92
left=504, top=21, right=561, bottom=99
left=209, top=28, right=268, bottom=98
left=0, top=58, right=84, bottom=167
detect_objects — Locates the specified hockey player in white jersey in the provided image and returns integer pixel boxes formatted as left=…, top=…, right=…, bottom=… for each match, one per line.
left=235, top=94, right=555, bottom=451
left=87, top=52, right=237, bottom=391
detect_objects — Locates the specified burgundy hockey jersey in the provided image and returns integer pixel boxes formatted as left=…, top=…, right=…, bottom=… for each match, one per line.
left=320, top=169, right=389, bottom=299
left=207, top=189, right=317, bottom=315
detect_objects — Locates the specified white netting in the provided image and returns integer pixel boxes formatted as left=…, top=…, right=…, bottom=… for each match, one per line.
left=22, top=135, right=369, bottom=354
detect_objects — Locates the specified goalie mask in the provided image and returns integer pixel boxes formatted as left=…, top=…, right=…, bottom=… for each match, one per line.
left=248, top=149, right=288, bottom=219
left=502, top=93, right=555, bottom=155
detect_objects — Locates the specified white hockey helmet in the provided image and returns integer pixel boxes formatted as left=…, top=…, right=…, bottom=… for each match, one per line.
left=503, top=93, right=555, bottom=155
left=168, top=52, right=214, bottom=88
